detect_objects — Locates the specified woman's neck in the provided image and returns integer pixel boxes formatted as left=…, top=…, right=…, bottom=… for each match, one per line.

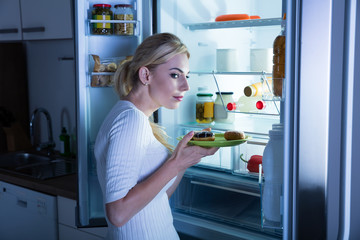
left=123, top=89, right=158, bottom=117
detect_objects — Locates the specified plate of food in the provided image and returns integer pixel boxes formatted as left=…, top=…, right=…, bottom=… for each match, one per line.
left=177, top=131, right=250, bottom=147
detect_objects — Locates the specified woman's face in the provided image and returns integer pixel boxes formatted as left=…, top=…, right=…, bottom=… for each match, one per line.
left=148, top=53, right=190, bottom=109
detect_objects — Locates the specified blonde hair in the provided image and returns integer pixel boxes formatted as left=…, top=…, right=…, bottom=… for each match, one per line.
left=114, top=33, right=190, bottom=152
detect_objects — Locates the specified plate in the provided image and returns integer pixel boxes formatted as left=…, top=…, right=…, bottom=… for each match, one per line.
left=177, top=133, right=250, bottom=147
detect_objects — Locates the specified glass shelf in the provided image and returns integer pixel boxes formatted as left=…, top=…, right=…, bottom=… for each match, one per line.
left=190, top=71, right=272, bottom=76
left=184, top=18, right=282, bottom=31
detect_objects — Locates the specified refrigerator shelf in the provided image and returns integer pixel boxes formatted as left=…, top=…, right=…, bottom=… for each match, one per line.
left=184, top=18, right=283, bottom=31
left=190, top=71, right=272, bottom=76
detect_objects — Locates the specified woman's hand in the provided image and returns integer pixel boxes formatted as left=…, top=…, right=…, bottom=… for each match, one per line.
left=168, top=131, right=219, bottom=173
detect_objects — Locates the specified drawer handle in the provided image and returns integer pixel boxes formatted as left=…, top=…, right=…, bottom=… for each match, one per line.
left=22, top=27, right=45, bottom=33
left=0, top=28, right=19, bottom=34
left=58, top=57, right=74, bottom=61
left=17, top=199, right=27, bottom=208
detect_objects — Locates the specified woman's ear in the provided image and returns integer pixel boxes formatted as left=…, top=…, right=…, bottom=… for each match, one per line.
left=138, top=66, right=150, bottom=85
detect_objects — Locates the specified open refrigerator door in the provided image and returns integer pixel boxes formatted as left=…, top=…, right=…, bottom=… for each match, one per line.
left=75, top=0, right=152, bottom=227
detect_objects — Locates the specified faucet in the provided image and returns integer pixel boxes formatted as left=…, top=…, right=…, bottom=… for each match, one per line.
left=30, top=108, right=55, bottom=154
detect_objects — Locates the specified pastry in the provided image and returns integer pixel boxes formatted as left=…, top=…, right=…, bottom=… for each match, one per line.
left=191, top=131, right=215, bottom=141
left=224, top=131, right=245, bottom=140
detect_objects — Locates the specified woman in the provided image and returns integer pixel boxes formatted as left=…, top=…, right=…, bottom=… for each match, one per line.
left=94, top=33, right=218, bottom=240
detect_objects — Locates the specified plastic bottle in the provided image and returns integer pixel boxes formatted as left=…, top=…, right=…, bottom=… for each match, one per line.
left=59, top=127, right=70, bottom=157
left=244, top=78, right=273, bottom=97
left=272, top=14, right=286, bottom=97
left=262, top=124, right=284, bottom=224
left=237, top=96, right=263, bottom=112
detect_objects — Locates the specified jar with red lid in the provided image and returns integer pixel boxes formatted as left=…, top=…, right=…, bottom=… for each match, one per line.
left=114, top=4, right=135, bottom=35
left=91, top=4, right=113, bottom=35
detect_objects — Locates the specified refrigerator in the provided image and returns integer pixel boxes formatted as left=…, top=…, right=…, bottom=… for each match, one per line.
left=74, top=0, right=360, bottom=239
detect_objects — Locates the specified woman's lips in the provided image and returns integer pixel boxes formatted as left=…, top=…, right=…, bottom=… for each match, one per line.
left=173, top=96, right=184, bottom=101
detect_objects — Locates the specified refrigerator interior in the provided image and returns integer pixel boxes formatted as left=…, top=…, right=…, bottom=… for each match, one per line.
left=76, top=0, right=145, bottom=226
left=156, top=0, right=284, bottom=237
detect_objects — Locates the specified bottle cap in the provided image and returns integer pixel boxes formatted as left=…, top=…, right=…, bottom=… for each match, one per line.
left=244, top=85, right=256, bottom=97
left=227, top=102, right=236, bottom=111
left=256, top=100, right=266, bottom=110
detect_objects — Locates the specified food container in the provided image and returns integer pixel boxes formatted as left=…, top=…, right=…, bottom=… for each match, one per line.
left=114, top=4, right=134, bottom=35
left=91, top=4, right=113, bottom=35
left=216, top=49, right=240, bottom=72
left=250, top=48, right=273, bottom=73
left=196, top=93, right=214, bottom=124
left=214, top=92, right=236, bottom=123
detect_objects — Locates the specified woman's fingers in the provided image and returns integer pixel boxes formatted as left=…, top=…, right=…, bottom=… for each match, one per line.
left=193, top=146, right=219, bottom=157
left=178, top=131, right=194, bottom=147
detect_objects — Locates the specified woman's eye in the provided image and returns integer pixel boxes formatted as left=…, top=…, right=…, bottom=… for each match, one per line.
left=186, top=75, right=190, bottom=79
left=170, top=73, right=179, bottom=79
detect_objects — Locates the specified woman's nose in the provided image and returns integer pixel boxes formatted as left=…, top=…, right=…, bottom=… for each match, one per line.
left=181, top=77, right=190, bottom=91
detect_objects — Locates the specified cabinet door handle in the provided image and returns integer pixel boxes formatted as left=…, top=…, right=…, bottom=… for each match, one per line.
left=22, top=27, right=45, bottom=33
left=0, top=28, right=19, bottom=34
left=58, top=57, right=74, bottom=61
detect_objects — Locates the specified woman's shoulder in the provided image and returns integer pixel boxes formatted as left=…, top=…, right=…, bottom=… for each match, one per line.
left=113, top=100, right=147, bottom=120
left=102, top=100, right=149, bottom=131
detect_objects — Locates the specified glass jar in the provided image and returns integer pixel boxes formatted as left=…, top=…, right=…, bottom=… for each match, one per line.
left=196, top=93, right=214, bottom=124
left=114, top=4, right=134, bottom=35
left=91, top=4, right=113, bottom=35
left=214, top=92, right=236, bottom=123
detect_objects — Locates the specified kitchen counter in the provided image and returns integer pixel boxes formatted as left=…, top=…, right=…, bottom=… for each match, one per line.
left=0, top=170, right=77, bottom=199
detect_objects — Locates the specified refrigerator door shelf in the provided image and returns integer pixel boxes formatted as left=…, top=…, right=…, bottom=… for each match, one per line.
left=87, top=20, right=141, bottom=36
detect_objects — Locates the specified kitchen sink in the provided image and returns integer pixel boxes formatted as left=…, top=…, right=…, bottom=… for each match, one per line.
left=0, top=151, right=76, bottom=180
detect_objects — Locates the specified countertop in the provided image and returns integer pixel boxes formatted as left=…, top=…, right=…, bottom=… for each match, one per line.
left=0, top=170, right=77, bottom=200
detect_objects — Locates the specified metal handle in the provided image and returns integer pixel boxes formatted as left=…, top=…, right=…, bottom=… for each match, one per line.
left=22, top=27, right=45, bottom=33
left=58, top=57, right=74, bottom=61
left=0, top=28, right=18, bottom=34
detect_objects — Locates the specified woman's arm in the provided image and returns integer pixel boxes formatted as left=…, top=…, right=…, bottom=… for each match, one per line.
left=166, top=128, right=212, bottom=198
left=106, top=131, right=218, bottom=227
left=166, top=169, right=186, bottom=198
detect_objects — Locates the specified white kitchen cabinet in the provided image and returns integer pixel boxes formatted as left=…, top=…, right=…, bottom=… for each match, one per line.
left=0, top=0, right=73, bottom=41
left=57, top=196, right=107, bottom=240
left=0, top=181, right=58, bottom=240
